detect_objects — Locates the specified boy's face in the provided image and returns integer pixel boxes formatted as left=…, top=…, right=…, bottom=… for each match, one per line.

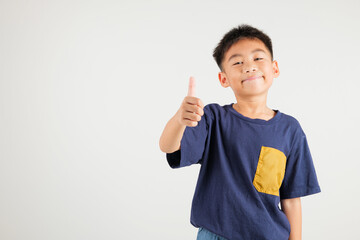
left=218, top=38, right=279, bottom=99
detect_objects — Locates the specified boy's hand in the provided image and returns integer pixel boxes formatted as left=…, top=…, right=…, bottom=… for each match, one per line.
left=176, top=76, right=204, bottom=127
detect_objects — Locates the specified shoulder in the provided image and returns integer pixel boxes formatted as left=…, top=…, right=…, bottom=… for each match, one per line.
left=204, top=102, right=232, bottom=112
left=204, top=103, right=222, bottom=111
left=279, top=111, right=304, bottom=133
left=278, top=112, right=308, bottom=149
left=203, top=103, right=231, bottom=120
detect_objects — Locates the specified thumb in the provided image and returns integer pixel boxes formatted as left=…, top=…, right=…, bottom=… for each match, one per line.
left=187, top=76, right=196, bottom=97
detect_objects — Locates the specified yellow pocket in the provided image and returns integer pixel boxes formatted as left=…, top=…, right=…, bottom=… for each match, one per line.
left=253, top=146, right=287, bottom=196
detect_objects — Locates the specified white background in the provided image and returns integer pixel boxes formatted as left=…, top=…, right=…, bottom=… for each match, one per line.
left=1, top=0, right=359, bottom=239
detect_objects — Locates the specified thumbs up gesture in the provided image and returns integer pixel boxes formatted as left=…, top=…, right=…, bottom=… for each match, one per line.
left=176, top=76, right=204, bottom=127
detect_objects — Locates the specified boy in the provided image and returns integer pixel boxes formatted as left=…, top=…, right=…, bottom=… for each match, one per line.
left=159, top=24, right=321, bottom=240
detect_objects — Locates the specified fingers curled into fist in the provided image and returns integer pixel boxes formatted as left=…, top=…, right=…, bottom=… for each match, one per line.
left=177, top=77, right=205, bottom=127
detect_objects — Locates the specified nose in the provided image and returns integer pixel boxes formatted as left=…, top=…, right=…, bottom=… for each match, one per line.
left=242, top=62, right=257, bottom=73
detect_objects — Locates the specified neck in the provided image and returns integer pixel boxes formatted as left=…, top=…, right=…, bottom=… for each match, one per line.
left=233, top=94, right=275, bottom=120
left=234, top=94, right=270, bottom=113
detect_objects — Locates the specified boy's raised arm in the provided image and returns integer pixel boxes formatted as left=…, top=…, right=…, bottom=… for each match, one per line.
left=159, top=77, right=204, bottom=153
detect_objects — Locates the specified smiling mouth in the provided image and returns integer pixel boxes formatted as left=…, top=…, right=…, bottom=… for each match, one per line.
left=242, top=76, right=262, bottom=83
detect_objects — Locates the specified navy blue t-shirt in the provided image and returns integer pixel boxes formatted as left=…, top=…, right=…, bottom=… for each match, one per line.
left=166, top=103, right=321, bottom=240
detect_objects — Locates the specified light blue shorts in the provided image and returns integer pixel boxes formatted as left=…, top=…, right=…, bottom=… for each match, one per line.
left=196, top=227, right=228, bottom=240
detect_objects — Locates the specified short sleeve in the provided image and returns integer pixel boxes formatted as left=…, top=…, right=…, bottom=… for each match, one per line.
left=166, top=105, right=212, bottom=169
left=280, top=126, right=321, bottom=199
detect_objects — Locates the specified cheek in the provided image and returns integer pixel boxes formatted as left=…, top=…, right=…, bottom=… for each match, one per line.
left=226, top=68, right=239, bottom=78
left=259, top=63, right=273, bottom=73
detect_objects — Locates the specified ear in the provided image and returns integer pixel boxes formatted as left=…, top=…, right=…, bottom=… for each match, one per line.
left=272, top=60, right=280, bottom=78
left=218, top=72, right=230, bottom=88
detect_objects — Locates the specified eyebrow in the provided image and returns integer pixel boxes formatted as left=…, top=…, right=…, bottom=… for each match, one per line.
left=227, top=49, right=267, bottom=62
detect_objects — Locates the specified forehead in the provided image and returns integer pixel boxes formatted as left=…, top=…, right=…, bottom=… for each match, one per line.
left=224, top=38, right=270, bottom=60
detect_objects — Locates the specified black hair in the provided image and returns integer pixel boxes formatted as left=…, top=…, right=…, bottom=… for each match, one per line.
left=213, top=24, right=273, bottom=70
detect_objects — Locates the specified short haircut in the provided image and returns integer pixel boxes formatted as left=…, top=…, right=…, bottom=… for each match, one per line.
left=213, top=24, right=273, bottom=70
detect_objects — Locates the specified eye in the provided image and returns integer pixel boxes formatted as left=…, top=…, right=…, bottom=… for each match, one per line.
left=233, top=61, right=243, bottom=65
left=254, top=58, right=263, bottom=61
